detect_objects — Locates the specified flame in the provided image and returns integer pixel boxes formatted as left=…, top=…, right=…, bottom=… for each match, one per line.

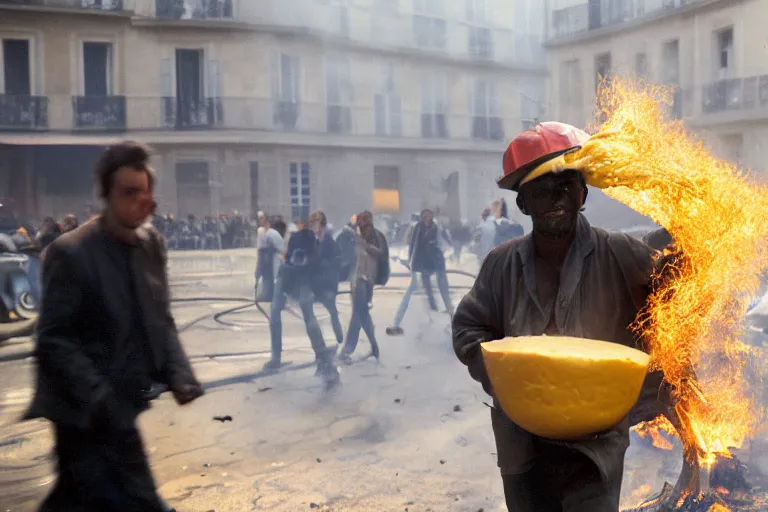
left=570, top=78, right=768, bottom=467
left=631, top=415, right=678, bottom=450
left=708, top=504, right=730, bottom=512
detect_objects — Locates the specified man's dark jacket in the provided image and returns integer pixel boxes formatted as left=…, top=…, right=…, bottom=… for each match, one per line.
left=452, top=215, right=667, bottom=496
left=408, top=221, right=445, bottom=274
left=24, top=218, right=199, bottom=429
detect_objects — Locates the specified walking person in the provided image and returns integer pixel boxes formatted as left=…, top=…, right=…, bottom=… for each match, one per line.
left=386, top=209, right=454, bottom=336
left=255, top=214, right=284, bottom=302
left=476, top=207, right=496, bottom=264
left=309, top=210, right=344, bottom=344
left=338, top=211, right=389, bottom=364
left=491, top=198, right=524, bottom=246
left=265, top=217, right=340, bottom=383
left=453, top=122, right=677, bottom=511
left=25, top=141, right=204, bottom=512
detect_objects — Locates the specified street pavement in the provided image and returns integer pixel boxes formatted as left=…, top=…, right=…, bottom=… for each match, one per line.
left=0, top=256, right=717, bottom=512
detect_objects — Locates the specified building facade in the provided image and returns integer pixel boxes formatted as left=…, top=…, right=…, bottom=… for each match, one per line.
left=546, top=0, right=768, bottom=174
left=0, top=0, right=546, bottom=227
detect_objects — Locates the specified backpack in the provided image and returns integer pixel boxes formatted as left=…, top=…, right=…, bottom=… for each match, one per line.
left=494, top=219, right=524, bottom=246
left=374, top=229, right=390, bottom=286
left=335, top=227, right=357, bottom=283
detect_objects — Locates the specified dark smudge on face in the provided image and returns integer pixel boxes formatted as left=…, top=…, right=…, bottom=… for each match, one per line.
left=519, top=170, right=586, bottom=239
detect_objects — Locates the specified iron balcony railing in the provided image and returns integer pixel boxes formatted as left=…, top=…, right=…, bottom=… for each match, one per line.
left=155, top=0, right=232, bottom=20
left=702, top=75, right=768, bottom=114
left=0, top=94, right=48, bottom=130
left=0, top=0, right=125, bottom=11
left=11, top=95, right=517, bottom=143
left=73, top=96, right=127, bottom=130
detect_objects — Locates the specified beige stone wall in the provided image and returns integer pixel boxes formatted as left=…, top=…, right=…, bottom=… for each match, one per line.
left=545, top=0, right=768, bottom=173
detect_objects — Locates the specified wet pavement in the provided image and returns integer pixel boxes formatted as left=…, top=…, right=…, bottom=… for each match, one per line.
left=0, top=259, right=755, bottom=511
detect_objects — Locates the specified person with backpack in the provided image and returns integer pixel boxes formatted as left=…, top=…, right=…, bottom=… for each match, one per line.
left=338, top=210, right=389, bottom=364
left=335, top=213, right=358, bottom=283
left=264, top=217, right=340, bottom=384
left=492, top=198, right=524, bottom=247
left=386, top=208, right=453, bottom=336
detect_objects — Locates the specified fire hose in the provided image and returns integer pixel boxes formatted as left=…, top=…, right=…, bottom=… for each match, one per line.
left=172, top=267, right=478, bottom=331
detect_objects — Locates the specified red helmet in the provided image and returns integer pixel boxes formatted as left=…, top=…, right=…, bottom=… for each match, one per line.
left=498, top=121, right=589, bottom=191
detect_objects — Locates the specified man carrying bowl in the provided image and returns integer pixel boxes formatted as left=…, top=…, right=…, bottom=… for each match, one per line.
left=452, top=121, right=675, bottom=512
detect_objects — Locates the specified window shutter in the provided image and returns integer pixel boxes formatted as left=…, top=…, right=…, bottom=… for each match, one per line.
left=270, top=50, right=280, bottom=100
left=160, top=58, right=173, bottom=97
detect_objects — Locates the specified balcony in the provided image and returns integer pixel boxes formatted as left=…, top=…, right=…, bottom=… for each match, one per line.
left=472, top=116, right=504, bottom=141
left=0, top=95, right=48, bottom=131
left=73, top=96, right=126, bottom=130
left=2, top=96, right=514, bottom=150
left=160, top=97, right=223, bottom=129
left=696, top=76, right=768, bottom=123
left=155, top=0, right=232, bottom=20
left=0, top=0, right=127, bottom=12
left=550, top=0, right=710, bottom=41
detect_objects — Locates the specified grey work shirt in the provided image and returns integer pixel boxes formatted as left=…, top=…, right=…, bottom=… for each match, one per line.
left=453, top=214, right=656, bottom=484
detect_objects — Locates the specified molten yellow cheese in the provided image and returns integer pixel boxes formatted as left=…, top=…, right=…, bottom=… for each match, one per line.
left=482, top=336, right=650, bottom=440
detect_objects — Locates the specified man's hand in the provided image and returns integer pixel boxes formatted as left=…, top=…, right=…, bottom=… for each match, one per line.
left=172, top=383, right=204, bottom=405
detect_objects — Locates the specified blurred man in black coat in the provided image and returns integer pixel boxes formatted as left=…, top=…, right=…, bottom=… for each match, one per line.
left=25, top=141, right=203, bottom=512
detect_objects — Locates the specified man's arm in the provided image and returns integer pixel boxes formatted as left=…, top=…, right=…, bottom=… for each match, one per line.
left=358, top=234, right=383, bottom=257
left=452, top=251, right=505, bottom=395
left=35, top=243, right=112, bottom=422
left=154, top=235, right=203, bottom=404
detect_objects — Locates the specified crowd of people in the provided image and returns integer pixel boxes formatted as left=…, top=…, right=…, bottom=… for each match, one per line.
left=152, top=213, right=253, bottom=250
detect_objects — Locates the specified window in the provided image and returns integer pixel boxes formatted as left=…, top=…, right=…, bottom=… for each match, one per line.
left=1, top=39, right=31, bottom=95
left=715, top=27, right=733, bottom=79
left=466, top=0, right=489, bottom=24
left=331, top=0, right=350, bottom=37
left=514, top=0, right=544, bottom=63
left=420, top=72, right=447, bottom=138
left=469, top=27, right=493, bottom=59
left=272, top=53, right=301, bottom=129
left=373, top=166, right=400, bottom=213
left=559, top=59, right=583, bottom=127
left=662, top=39, right=679, bottom=84
left=635, top=52, right=648, bottom=78
left=326, top=57, right=353, bottom=133
left=290, top=162, right=310, bottom=221
left=595, top=52, right=611, bottom=92
left=413, top=0, right=446, bottom=49
left=83, top=42, right=113, bottom=96
left=472, top=78, right=503, bottom=141
left=375, top=64, right=401, bottom=136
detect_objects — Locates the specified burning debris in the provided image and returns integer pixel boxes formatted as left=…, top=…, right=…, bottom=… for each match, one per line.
left=622, top=454, right=762, bottom=512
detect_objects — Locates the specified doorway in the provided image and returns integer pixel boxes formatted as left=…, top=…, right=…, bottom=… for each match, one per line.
left=249, top=162, right=259, bottom=217
left=176, top=161, right=211, bottom=218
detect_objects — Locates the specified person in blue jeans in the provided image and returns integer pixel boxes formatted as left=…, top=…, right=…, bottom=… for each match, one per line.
left=264, top=215, right=340, bottom=383
left=386, top=209, right=453, bottom=336
left=338, top=211, right=388, bottom=364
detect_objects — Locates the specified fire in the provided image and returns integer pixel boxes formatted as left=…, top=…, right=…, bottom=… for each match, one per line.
left=708, top=504, right=730, bottom=512
left=568, top=78, right=768, bottom=468
left=631, top=415, right=678, bottom=451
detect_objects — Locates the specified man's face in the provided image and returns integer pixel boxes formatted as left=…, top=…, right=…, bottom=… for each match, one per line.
left=310, top=217, right=323, bottom=235
left=258, top=213, right=266, bottom=227
left=422, top=210, right=433, bottom=225
left=296, top=220, right=306, bottom=231
left=519, top=170, right=585, bottom=238
left=107, top=167, right=155, bottom=229
left=357, top=214, right=372, bottom=233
